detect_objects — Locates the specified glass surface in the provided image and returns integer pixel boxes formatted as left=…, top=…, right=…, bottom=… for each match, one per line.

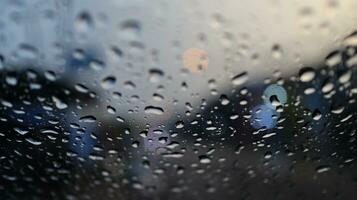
left=0, top=0, right=356, bottom=199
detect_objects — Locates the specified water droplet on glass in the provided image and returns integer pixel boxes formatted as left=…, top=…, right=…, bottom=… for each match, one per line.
left=14, top=127, right=29, bottom=135
left=25, top=138, right=42, bottom=145
left=75, top=11, right=93, bottom=33
left=219, top=95, right=230, bottom=105
left=312, top=109, right=322, bottom=120
left=101, top=76, right=116, bottom=89
left=79, top=115, right=97, bottom=123
left=175, top=121, right=184, bottom=129
left=199, top=155, right=211, bottom=164
left=321, top=82, right=334, bottom=93
left=148, top=68, right=164, bottom=83
left=144, top=106, right=164, bottom=115
left=232, top=72, right=248, bottom=86
left=316, top=165, right=331, bottom=173
left=52, top=96, right=68, bottom=110
left=299, top=67, right=315, bottom=82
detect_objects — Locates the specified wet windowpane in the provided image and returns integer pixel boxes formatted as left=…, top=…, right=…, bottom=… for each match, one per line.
left=0, top=0, right=357, bottom=199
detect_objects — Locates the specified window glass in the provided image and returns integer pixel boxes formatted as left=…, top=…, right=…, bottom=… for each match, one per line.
left=0, top=0, right=356, bottom=199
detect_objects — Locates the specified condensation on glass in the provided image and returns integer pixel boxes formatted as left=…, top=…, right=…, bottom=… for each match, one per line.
left=0, top=0, right=356, bottom=199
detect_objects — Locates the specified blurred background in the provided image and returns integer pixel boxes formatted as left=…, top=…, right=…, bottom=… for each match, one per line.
left=0, top=0, right=356, bottom=199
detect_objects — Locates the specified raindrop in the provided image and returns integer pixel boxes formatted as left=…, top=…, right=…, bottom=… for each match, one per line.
left=101, top=76, right=116, bottom=89
left=109, top=46, right=123, bottom=60
left=219, top=94, right=230, bottom=105
left=331, top=105, right=344, bottom=114
left=153, top=93, right=164, bottom=101
left=158, top=137, right=168, bottom=144
left=269, top=95, right=281, bottom=107
left=120, top=19, right=141, bottom=33
left=25, top=138, right=42, bottom=145
left=116, top=116, right=125, bottom=123
left=75, top=84, right=89, bottom=93
left=132, top=141, right=140, bottom=148
left=299, top=67, right=315, bottom=82
left=343, top=31, right=357, bottom=46
left=304, top=87, right=316, bottom=95
left=175, top=121, right=184, bottom=129
left=75, top=11, right=93, bottom=32
left=316, top=165, right=331, bottom=173
left=312, top=109, right=322, bottom=120
left=271, top=44, right=282, bottom=59
left=1, top=99, right=13, bottom=108
left=338, top=70, right=351, bottom=84
left=52, top=96, right=68, bottom=110
left=17, top=44, right=38, bottom=60
left=89, top=60, right=105, bottom=71
left=44, top=71, right=56, bottom=81
left=148, top=68, right=164, bottom=83
left=79, top=115, right=97, bottom=123
left=144, top=106, right=164, bottom=115
left=14, top=127, right=29, bottom=135
left=5, top=74, right=17, bottom=86
left=264, top=151, right=272, bottom=159
left=263, top=84, right=287, bottom=105
left=199, top=155, right=211, bottom=164
left=325, top=51, right=341, bottom=67
left=124, top=81, right=136, bottom=89
left=321, top=82, right=334, bottom=93
left=107, top=106, right=116, bottom=114
left=232, top=72, right=248, bottom=86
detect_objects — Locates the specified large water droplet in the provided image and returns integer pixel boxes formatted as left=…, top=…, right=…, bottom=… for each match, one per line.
left=101, top=76, right=116, bottom=89
left=232, top=72, right=248, bottom=86
left=299, top=67, right=315, bottom=82
left=144, top=106, right=164, bottom=115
